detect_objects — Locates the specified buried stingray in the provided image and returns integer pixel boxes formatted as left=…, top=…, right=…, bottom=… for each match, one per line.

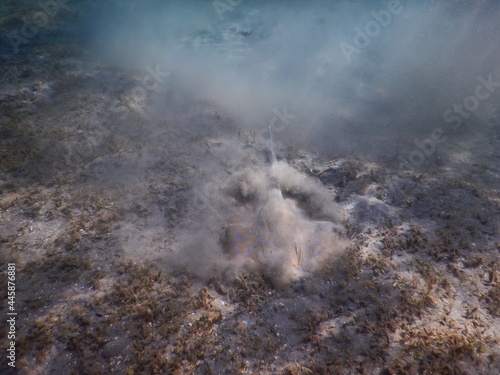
left=224, top=128, right=344, bottom=279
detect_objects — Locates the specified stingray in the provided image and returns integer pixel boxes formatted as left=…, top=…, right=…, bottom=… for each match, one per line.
left=224, top=128, right=339, bottom=271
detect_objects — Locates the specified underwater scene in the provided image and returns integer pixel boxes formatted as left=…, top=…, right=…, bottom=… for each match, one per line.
left=0, top=0, right=499, bottom=374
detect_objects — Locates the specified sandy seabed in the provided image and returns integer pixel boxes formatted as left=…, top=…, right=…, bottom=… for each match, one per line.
left=0, top=2, right=499, bottom=374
